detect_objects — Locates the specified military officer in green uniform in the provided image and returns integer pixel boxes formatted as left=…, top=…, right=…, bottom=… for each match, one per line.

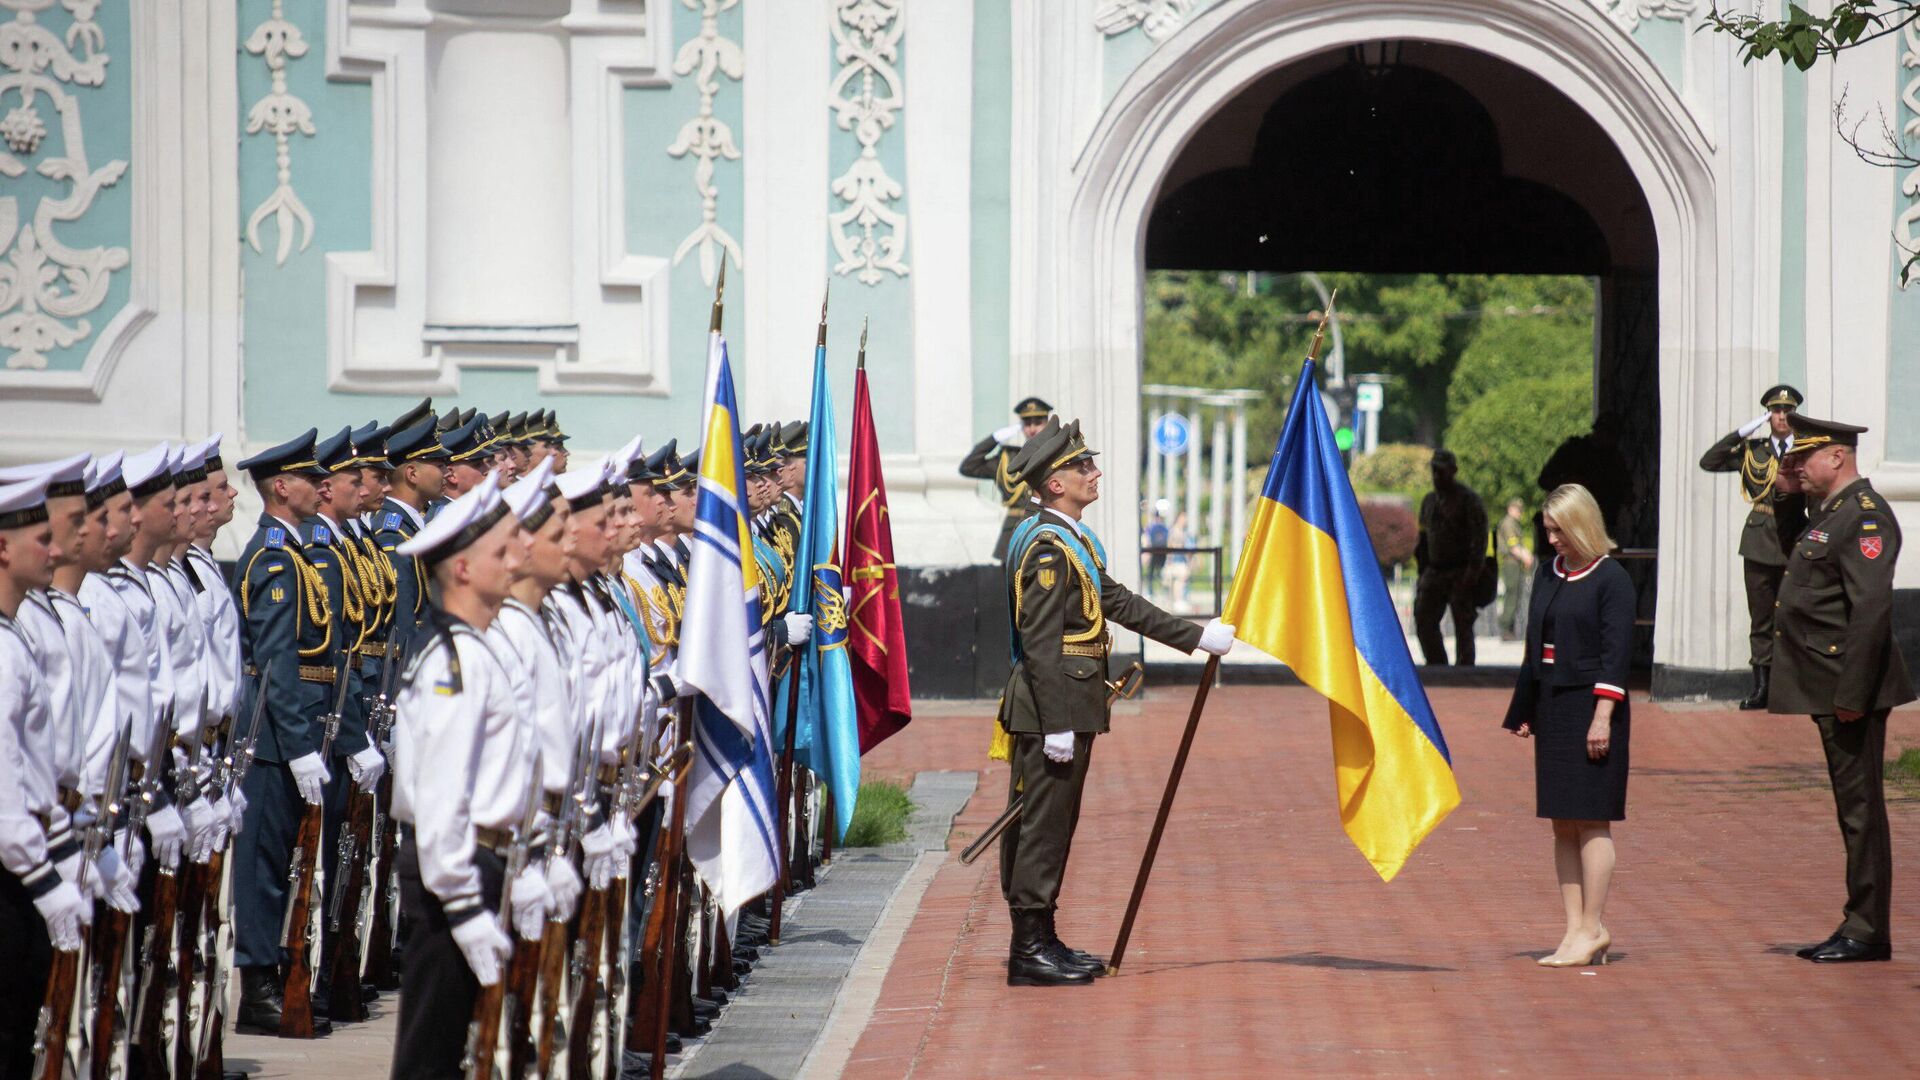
left=1700, top=384, right=1809, bottom=709
left=996, top=417, right=1235, bottom=986
left=961, top=396, right=1055, bottom=562
left=1771, top=414, right=1915, bottom=963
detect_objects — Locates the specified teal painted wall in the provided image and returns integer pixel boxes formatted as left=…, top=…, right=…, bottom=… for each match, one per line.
left=1630, top=19, right=1686, bottom=90
left=5, top=0, right=132, bottom=372
left=971, top=0, right=1012, bottom=437
left=1778, top=68, right=1807, bottom=391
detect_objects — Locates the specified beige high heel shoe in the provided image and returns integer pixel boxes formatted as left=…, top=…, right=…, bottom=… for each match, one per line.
left=1541, top=930, right=1611, bottom=968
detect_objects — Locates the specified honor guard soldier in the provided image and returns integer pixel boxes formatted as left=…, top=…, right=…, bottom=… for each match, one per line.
left=1700, top=384, right=1809, bottom=708
left=376, top=417, right=453, bottom=661
left=348, top=421, right=398, bottom=687
left=0, top=474, right=97, bottom=1077
left=995, top=418, right=1234, bottom=986
left=536, top=410, right=572, bottom=474
left=1771, top=415, right=1915, bottom=963
left=116, top=444, right=192, bottom=866
left=388, top=480, right=551, bottom=1078
left=961, top=396, right=1054, bottom=562
left=440, top=414, right=499, bottom=505
left=229, top=429, right=340, bottom=1036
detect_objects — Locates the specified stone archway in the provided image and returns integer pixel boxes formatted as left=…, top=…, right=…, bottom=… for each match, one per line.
left=1008, top=0, right=1740, bottom=679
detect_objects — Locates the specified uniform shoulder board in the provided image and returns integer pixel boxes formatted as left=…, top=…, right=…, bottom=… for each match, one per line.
left=266, top=526, right=286, bottom=549
left=1858, top=491, right=1879, bottom=510
left=313, top=525, right=331, bottom=544
left=382, top=511, right=401, bottom=530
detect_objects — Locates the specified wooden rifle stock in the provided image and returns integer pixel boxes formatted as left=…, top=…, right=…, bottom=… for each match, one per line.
left=503, top=922, right=543, bottom=1078
left=465, top=978, right=507, bottom=1080
left=194, top=848, right=230, bottom=1080
left=325, top=786, right=377, bottom=1022
left=32, top=948, right=80, bottom=1080
left=88, top=908, right=131, bottom=1078
left=173, top=857, right=213, bottom=1077
left=565, top=886, right=609, bottom=1078
left=132, top=863, right=179, bottom=1077
left=364, top=769, right=402, bottom=990
left=531, top=916, right=571, bottom=1077
left=279, top=801, right=326, bottom=1038
left=625, top=818, right=678, bottom=1055
left=601, top=876, right=629, bottom=1080
left=649, top=702, right=694, bottom=1080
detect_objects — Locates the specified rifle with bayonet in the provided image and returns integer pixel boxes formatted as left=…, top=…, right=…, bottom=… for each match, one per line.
left=463, top=753, right=545, bottom=1080
left=536, top=710, right=602, bottom=1077
left=280, top=657, right=351, bottom=1038
left=362, top=640, right=406, bottom=991
left=326, top=652, right=392, bottom=1023
left=196, top=681, right=267, bottom=1079
left=646, top=702, right=698, bottom=1080
left=564, top=712, right=612, bottom=1080
left=174, top=716, right=225, bottom=1078
left=131, top=705, right=183, bottom=1079
left=32, top=725, right=130, bottom=1080
left=91, top=709, right=165, bottom=1079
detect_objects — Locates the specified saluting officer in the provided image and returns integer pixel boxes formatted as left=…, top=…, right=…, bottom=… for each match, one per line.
left=1771, top=414, right=1916, bottom=963
left=1700, top=384, right=1809, bottom=708
left=961, top=397, right=1054, bottom=562
left=995, top=418, right=1235, bottom=986
left=229, top=430, right=340, bottom=1035
left=388, top=479, right=549, bottom=1078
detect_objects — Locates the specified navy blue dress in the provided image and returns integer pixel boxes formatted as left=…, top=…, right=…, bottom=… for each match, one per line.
left=1502, top=555, right=1636, bottom=821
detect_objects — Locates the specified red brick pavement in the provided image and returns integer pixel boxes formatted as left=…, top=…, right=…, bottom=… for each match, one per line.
left=849, top=688, right=1920, bottom=1078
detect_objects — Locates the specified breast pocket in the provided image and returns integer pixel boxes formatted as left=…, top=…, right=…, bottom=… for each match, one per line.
left=1797, top=541, right=1829, bottom=562
left=1061, top=656, right=1102, bottom=682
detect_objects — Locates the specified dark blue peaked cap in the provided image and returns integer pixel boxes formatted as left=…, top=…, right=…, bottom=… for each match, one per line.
left=387, top=418, right=452, bottom=465
left=235, top=429, right=329, bottom=480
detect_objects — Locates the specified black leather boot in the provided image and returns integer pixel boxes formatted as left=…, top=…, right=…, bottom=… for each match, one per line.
left=234, top=966, right=285, bottom=1035
left=1007, top=910, right=1093, bottom=987
left=1044, top=910, right=1107, bottom=977
left=1739, top=664, right=1769, bottom=710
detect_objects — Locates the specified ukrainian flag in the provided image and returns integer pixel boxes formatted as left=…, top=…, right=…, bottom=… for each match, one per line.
left=1224, top=361, right=1461, bottom=881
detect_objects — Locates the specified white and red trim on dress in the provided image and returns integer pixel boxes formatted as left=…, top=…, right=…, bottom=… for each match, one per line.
left=1547, top=554, right=1625, bottom=701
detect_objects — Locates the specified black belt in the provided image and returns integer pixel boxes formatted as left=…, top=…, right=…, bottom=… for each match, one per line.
left=245, top=663, right=338, bottom=684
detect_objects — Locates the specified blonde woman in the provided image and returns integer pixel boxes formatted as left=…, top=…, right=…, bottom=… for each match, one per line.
left=1502, top=484, right=1636, bottom=968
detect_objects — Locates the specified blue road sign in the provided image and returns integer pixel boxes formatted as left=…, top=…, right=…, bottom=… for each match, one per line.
left=1152, top=413, right=1192, bottom=457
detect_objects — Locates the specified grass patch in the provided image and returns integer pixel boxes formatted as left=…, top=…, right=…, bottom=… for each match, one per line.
left=1889, top=748, right=1920, bottom=790
left=841, top=779, right=915, bottom=847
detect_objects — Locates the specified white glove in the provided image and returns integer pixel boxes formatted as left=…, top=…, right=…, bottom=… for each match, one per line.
left=33, top=881, right=90, bottom=951
left=581, top=824, right=621, bottom=891
left=451, top=913, right=513, bottom=986
left=96, top=846, right=139, bottom=914
left=120, top=830, right=144, bottom=882
left=1197, top=618, right=1236, bottom=657
left=783, top=612, right=814, bottom=645
left=146, top=805, right=186, bottom=867
left=509, top=864, right=554, bottom=941
left=1043, top=731, right=1075, bottom=764
left=183, top=797, right=217, bottom=849
left=544, top=856, right=583, bottom=922
left=992, top=423, right=1022, bottom=446
left=288, top=752, right=329, bottom=806
left=226, top=785, right=249, bottom=825
left=347, top=745, right=386, bottom=792
left=1737, top=412, right=1771, bottom=439
left=609, top=814, right=637, bottom=861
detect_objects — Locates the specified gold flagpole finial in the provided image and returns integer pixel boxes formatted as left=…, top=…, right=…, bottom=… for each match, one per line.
left=1306, top=288, right=1337, bottom=363
left=710, top=256, right=728, bottom=334
left=818, top=280, right=831, bottom=348
left=857, top=316, right=869, bottom=371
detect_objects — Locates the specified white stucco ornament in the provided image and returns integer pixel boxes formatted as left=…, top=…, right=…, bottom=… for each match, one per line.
left=830, top=0, right=910, bottom=286
left=1094, top=0, right=1200, bottom=42
left=670, top=0, right=746, bottom=287
left=1899, top=20, right=1920, bottom=286
left=1593, top=0, right=1697, bottom=34
left=243, top=0, right=315, bottom=268
left=0, top=0, right=130, bottom=370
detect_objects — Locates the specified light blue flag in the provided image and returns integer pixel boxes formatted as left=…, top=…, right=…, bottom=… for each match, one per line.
left=788, top=339, right=861, bottom=843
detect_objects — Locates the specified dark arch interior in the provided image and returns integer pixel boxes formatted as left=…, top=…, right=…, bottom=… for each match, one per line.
left=1144, top=41, right=1662, bottom=650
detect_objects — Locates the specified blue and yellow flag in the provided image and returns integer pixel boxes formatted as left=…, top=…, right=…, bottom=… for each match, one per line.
left=1224, top=361, right=1460, bottom=881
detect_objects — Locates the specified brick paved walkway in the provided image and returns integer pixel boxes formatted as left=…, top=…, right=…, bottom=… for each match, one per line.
left=849, top=688, right=1920, bottom=1078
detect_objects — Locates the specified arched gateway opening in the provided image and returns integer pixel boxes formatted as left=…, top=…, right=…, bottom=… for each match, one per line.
left=1027, top=0, right=1729, bottom=686
left=1145, top=40, right=1662, bottom=632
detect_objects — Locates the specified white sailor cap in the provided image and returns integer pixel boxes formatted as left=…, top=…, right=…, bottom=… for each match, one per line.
left=396, top=481, right=510, bottom=564
left=86, top=451, right=126, bottom=507
left=124, top=442, right=174, bottom=499
left=0, top=452, right=92, bottom=501
left=611, top=435, right=644, bottom=476
left=554, top=456, right=612, bottom=510
left=504, top=456, right=558, bottom=526
left=200, top=433, right=226, bottom=473
left=0, top=474, right=54, bottom=530
left=174, top=438, right=212, bottom=483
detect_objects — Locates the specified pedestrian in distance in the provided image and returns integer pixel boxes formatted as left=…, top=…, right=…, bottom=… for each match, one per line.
left=1496, top=498, right=1533, bottom=641
left=1503, top=483, right=1635, bottom=969
left=1414, top=449, right=1489, bottom=666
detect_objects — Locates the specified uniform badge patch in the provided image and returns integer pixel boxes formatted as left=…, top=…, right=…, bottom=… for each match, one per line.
left=266, top=526, right=285, bottom=548
left=1860, top=494, right=1878, bottom=509
left=269, top=586, right=286, bottom=603
left=1807, top=530, right=1829, bottom=544
left=383, top=512, right=401, bottom=529
left=313, top=525, right=331, bottom=544
left=1861, top=536, right=1884, bottom=560
left=1038, top=568, right=1058, bottom=590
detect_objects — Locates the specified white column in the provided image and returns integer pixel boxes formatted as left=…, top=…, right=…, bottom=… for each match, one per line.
left=1143, top=398, right=1161, bottom=518
left=1229, top=404, right=1247, bottom=568
left=908, top=0, right=976, bottom=464
left=1209, top=406, right=1227, bottom=549
left=1184, top=409, right=1202, bottom=546
left=743, top=0, right=830, bottom=420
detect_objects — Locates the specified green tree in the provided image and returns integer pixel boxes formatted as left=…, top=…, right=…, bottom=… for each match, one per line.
left=1447, top=372, right=1592, bottom=516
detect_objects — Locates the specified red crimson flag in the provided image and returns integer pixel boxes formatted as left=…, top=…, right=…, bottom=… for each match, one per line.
left=843, top=362, right=912, bottom=752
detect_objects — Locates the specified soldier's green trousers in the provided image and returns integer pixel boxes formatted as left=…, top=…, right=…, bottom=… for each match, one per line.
left=1815, top=711, right=1893, bottom=945
left=1000, top=732, right=1093, bottom=912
